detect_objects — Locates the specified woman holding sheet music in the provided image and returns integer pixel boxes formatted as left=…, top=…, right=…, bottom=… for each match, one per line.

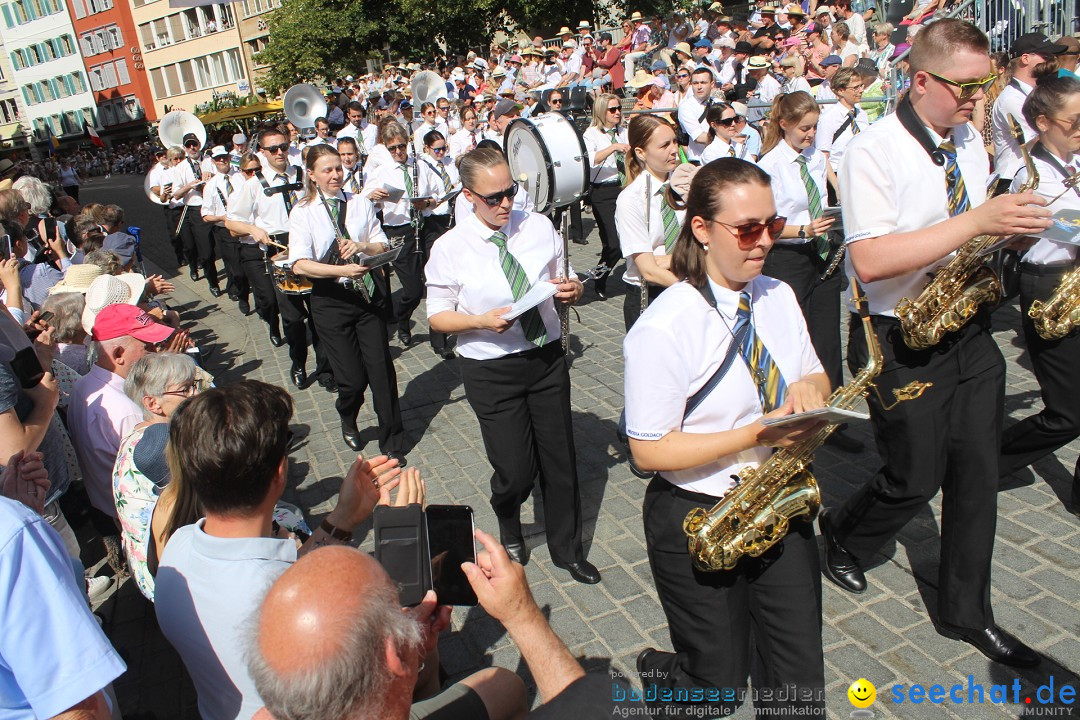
left=289, top=144, right=406, bottom=464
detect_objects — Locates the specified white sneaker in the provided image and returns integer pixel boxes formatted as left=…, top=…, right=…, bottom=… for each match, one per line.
left=86, top=575, right=116, bottom=603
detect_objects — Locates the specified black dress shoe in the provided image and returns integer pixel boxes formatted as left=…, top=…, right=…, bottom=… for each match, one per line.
left=818, top=511, right=866, bottom=593
left=290, top=364, right=307, bottom=388
left=268, top=327, right=284, bottom=347
left=595, top=285, right=607, bottom=300
left=397, top=328, right=412, bottom=347
left=318, top=375, right=338, bottom=393
left=385, top=451, right=407, bottom=467
left=571, top=236, right=588, bottom=245
left=937, top=622, right=1041, bottom=668
left=227, top=289, right=239, bottom=302
left=189, top=268, right=199, bottom=281
left=238, top=299, right=251, bottom=316
left=826, top=427, right=865, bottom=454
left=553, top=559, right=601, bottom=584
left=504, top=541, right=529, bottom=565
left=636, top=647, right=660, bottom=676
left=209, top=286, right=223, bottom=298
left=341, top=419, right=362, bottom=451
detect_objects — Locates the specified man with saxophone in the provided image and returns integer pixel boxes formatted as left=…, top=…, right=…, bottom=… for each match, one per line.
left=822, top=19, right=1052, bottom=668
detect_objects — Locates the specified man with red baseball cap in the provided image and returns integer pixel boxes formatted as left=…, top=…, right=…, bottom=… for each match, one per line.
left=69, top=305, right=175, bottom=525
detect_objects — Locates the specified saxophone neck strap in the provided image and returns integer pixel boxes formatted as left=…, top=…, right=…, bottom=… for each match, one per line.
left=896, top=96, right=947, bottom=167
left=684, top=281, right=751, bottom=420
left=1031, top=141, right=1078, bottom=184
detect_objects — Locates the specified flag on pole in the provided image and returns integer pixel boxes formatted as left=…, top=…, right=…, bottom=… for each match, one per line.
left=87, top=125, right=105, bottom=148
left=44, top=125, right=59, bottom=155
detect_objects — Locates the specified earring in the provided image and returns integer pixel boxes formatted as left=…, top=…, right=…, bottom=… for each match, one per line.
left=701, top=243, right=709, bottom=253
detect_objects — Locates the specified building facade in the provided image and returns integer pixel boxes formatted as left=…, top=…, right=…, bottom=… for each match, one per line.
left=132, top=0, right=252, bottom=118
left=0, top=0, right=98, bottom=150
left=0, top=44, right=28, bottom=154
left=66, top=0, right=155, bottom=139
left=235, top=0, right=278, bottom=95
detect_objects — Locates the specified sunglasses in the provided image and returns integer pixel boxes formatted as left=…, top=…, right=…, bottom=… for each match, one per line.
left=263, top=143, right=290, bottom=154
left=470, top=181, right=518, bottom=207
left=676, top=73, right=690, bottom=79
left=711, top=215, right=787, bottom=249
left=185, top=142, right=200, bottom=149
left=430, top=145, right=448, bottom=153
left=606, top=105, right=622, bottom=113
left=549, top=98, right=563, bottom=104
left=716, top=116, right=737, bottom=126
left=923, top=70, right=996, bottom=102
left=386, top=143, right=407, bottom=152
left=241, top=167, right=259, bottom=175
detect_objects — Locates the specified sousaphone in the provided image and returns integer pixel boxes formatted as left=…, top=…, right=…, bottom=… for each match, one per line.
left=410, top=70, right=448, bottom=106
left=158, top=110, right=206, bottom=151
left=284, top=83, right=328, bottom=138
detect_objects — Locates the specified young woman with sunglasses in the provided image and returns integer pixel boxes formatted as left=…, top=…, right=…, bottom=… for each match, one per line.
left=583, top=93, right=629, bottom=299
left=362, top=122, right=438, bottom=347
left=412, top=101, right=440, bottom=156
left=418, top=129, right=460, bottom=359
left=755, top=91, right=861, bottom=453
left=289, top=144, right=406, bottom=463
left=999, top=71, right=1080, bottom=507
left=426, top=147, right=598, bottom=585
left=623, top=158, right=828, bottom=717
left=699, top=102, right=741, bottom=162
left=448, top=107, right=482, bottom=160
left=615, top=114, right=685, bottom=329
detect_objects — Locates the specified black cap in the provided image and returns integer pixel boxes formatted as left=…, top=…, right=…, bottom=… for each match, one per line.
left=182, top=133, right=200, bottom=146
left=1010, top=32, right=1068, bottom=59
left=734, top=40, right=753, bottom=54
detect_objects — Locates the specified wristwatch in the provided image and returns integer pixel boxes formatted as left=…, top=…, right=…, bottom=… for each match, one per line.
left=798, top=225, right=807, bottom=239
left=319, top=518, right=353, bottom=542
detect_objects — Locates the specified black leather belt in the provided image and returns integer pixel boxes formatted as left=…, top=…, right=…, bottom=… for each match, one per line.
left=1021, top=262, right=1073, bottom=277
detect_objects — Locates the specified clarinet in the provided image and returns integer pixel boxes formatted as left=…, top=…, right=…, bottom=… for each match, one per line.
left=640, top=173, right=652, bottom=315
left=408, top=140, right=422, bottom=255
left=560, top=210, right=571, bottom=353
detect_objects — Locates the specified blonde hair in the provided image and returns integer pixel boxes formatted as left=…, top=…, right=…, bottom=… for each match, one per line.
left=626, top=114, right=677, bottom=185
left=760, top=91, right=820, bottom=156
left=590, top=93, right=622, bottom=130
left=302, top=144, right=340, bottom=205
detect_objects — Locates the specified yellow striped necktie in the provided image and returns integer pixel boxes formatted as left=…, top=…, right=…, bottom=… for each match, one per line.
left=734, top=291, right=787, bottom=412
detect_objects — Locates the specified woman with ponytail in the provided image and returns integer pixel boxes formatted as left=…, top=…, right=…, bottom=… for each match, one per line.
left=614, top=114, right=685, bottom=329
left=756, top=91, right=860, bottom=452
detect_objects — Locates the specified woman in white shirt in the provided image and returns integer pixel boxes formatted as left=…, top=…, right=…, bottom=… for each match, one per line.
left=756, top=91, right=860, bottom=453
left=583, top=93, right=629, bottom=299
left=832, top=21, right=862, bottom=67
left=448, top=107, right=483, bottom=160
left=417, top=129, right=460, bottom=359
left=699, top=103, right=741, bottom=163
left=426, top=147, right=598, bottom=584
left=1000, top=72, right=1080, bottom=498
left=624, top=158, right=829, bottom=716
left=288, top=144, right=405, bottom=463
left=614, top=114, right=685, bottom=329
left=412, top=102, right=440, bottom=156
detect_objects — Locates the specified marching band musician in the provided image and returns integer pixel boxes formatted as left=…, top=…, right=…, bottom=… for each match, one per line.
left=448, top=107, right=483, bottom=160
left=625, top=159, right=828, bottom=717
left=698, top=103, right=741, bottom=163
left=361, top=122, right=439, bottom=348
left=200, top=145, right=246, bottom=311
left=583, top=93, right=629, bottom=300
left=172, top=133, right=222, bottom=295
left=452, top=140, right=535, bottom=219
left=999, top=71, right=1080, bottom=512
left=288, top=145, right=406, bottom=463
left=814, top=67, right=869, bottom=193
left=615, top=115, right=685, bottom=330
left=412, top=102, right=441, bottom=156
left=824, top=19, right=1050, bottom=666
left=226, top=127, right=334, bottom=391
left=336, top=137, right=365, bottom=195
left=756, top=91, right=861, bottom=453
left=336, top=101, right=378, bottom=154
left=418, top=129, right=460, bottom=359
left=426, top=147, right=600, bottom=585
left=159, top=147, right=187, bottom=267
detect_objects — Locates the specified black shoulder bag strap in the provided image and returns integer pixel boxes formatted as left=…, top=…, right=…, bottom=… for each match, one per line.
left=832, top=111, right=856, bottom=144
left=896, top=95, right=947, bottom=167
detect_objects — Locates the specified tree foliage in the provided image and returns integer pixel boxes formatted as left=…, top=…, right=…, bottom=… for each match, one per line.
left=256, top=0, right=633, bottom=94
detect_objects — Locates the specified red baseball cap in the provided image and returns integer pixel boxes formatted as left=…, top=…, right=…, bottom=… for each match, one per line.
left=91, top=304, right=176, bottom=343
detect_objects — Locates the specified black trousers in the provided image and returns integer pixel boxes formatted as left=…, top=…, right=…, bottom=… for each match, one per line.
left=421, top=214, right=454, bottom=352
left=239, top=243, right=279, bottom=327
left=761, top=242, right=843, bottom=390
left=387, top=224, right=424, bottom=329
left=277, top=287, right=330, bottom=376
left=310, top=279, right=403, bottom=453
left=214, top=225, right=245, bottom=298
left=589, top=183, right=621, bottom=293
left=1000, top=264, right=1080, bottom=492
left=623, top=283, right=664, bottom=331
left=832, top=313, right=1003, bottom=629
left=178, top=207, right=218, bottom=287
left=641, top=477, right=825, bottom=716
left=165, top=206, right=186, bottom=264
left=460, top=342, right=584, bottom=565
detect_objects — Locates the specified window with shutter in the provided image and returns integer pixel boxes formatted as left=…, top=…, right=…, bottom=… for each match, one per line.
left=21, top=86, right=30, bottom=105
left=163, top=64, right=179, bottom=95
left=10, top=52, right=19, bottom=70
left=70, top=0, right=85, bottom=18
left=110, top=26, right=121, bottom=48
left=1, top=5, right=13, bottom=28
left=115, top=59, right=129, bottom=85
left=102, top=63, right=117, bottom=88
left=179, top=60, right=195, bottom=92
left=75, top=72, right=86, bottom=92
left=90, top=68, right=102, bottom=91
left=80, top=35, right=93, bottom=55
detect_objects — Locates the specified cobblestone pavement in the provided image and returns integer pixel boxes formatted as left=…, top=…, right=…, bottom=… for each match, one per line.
left=84, top=175, right=1078, bottom=719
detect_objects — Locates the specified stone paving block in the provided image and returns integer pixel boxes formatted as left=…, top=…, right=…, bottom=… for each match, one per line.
left=597, top=565, right=649, bottom=602
left=867, top=597, right=925, bottom=631
left=824, top=643, right=896, bottom=688
left=1024, top=596, right=1080, bottom=637
left=836, top=613, right=905, bottom=654
left=590, top=610, right=646, bottom=655
left=621, top=594, right=668, bottom=634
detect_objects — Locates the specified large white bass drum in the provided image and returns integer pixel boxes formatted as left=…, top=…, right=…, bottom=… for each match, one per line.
left=504, top=113, right=588, bottom=213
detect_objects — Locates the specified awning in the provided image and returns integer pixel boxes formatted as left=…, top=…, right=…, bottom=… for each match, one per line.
left=197, top=101, right=284, bottom=124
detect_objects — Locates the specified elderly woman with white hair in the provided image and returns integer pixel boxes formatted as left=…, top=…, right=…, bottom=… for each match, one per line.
left=113, top=351, right=202, bottom=601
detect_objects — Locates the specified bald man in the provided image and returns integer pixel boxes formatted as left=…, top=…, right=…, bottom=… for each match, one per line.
left=248, top=544, right=526, bottom=720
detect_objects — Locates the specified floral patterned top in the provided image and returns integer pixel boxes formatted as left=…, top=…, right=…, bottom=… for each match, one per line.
left=112, top=424, right=162, bottom=601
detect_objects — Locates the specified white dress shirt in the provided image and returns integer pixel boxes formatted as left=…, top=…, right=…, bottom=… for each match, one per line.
left=227, top=165, right=303, bottom=239
left=757, top=139, right=829, bottom=241
left=337, top=121, right=378, bottom=153
left=412, top=121, right=441, bottom=155
left=623, top=276, right=824, bottom=496
left=362, top=158, right=437, bottom=226
left=991, top=79, right=1037, bottom=182
left=1011, top=148, right=1079, bottom=266
left=701, top=134, right=741, bottom=163
left=288, top=191, right=388, bottom=277
left=200, top=170, right=237, bottom=226
left=750, top=73, right=782, bottom=122
left=426, top=209, right=572, bottom=360
left=839, top=114, right=989, bottom=316
left=815, top=102, right=870, bottom=172
left=678, top=94, right=711, bottom=161
left=615, top=170, right=687, bottom=286
left=417, top=155, right=460, bottom=216
left=365, top=143, right=394, bottom=173
left=171, top=157, right=205, bottom=207
left=584, top=125, right=628, bottom=185
left=449, top=127, right=484, bottom=159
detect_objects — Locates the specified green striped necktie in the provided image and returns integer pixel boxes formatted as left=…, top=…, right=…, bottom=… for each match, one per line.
left=488, top=231, right=547, bottom=346
left=795, top=155, right=829, bottom=261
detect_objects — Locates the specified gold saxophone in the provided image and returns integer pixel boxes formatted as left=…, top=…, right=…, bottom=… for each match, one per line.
left=895, top=115, right=1038, bottom=351
left=1028, top=169, right=1080, bottom=340
left=683, top=280, right=932, bottom=572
